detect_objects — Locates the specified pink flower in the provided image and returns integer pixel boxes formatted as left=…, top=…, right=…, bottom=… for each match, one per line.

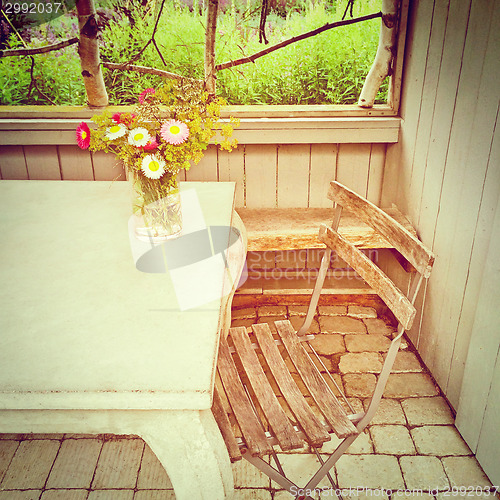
left=112, top=112, right=136, bottom=126
left=76, top=122, right=90, bottom=149
left=160, top=119, right=189, bottom=145
left=138, top=88, right=155, bottom=104
left=140, top=138, right=159, bottom=150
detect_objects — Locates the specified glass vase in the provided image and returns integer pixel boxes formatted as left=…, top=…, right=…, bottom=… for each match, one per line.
left=131, top=172, right=182, bottom=242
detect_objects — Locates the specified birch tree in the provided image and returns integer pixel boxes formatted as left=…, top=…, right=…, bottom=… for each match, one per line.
left=76, top=0, right=108, bottom=107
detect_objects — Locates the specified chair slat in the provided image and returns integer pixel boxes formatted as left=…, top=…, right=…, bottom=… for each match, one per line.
left=319, top=224, right=416, bottom=330
left=328, top=181, right=434, bottom=278
left=274, top=320, right=358, bottom=439
left=217, top=335, right=273, bottom=457
left=251, top=323, right=332, bottom=448
left=230, top=326, right=304, bottom=451
left=212, top=386, right=242, bottom=462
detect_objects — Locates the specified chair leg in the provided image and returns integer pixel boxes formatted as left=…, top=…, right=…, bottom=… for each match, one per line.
left=243, top=453, right=299, bottom=492
left=302, top=433, right=359, bottom=492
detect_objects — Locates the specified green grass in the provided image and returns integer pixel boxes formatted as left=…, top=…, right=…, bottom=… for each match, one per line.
left=0, top=0, right=387, bottom=105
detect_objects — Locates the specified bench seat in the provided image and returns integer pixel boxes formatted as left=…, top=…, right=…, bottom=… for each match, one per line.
left=236, top=206, right=417, bottom=252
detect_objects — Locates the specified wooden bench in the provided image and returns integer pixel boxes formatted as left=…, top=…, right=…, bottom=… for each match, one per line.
left=236, top=206, right=417, bottom=252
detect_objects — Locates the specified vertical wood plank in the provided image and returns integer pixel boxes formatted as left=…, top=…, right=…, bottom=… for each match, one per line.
left=416, top=0, right=479, bottom=391
left=277, top=144, right=310, bottom=208
left=24, top=145, right=61, bottom=180
left=185, top=145, right=218, bottom=181
left=59, top=145, right=94, bottom=180
left=456, top=191, right=500, bottom=462
left=0, top=145, right=28, bottom=179
left=336, top=143, right=371, bottom=197
left=433, top=0, right=500, bottom=406
left=309, top=144, right=337, bottom=208
left=403, top=0, right=450, bottom=220
left=245, top=144, right=277, bottom=208
left=218, top=146, right=245, bottom=208
left=366, top=143, right=386, bottom=205
left=92, top=151, right=126, bottom=181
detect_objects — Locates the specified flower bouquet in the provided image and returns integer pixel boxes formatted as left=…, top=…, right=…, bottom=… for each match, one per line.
left=76, top=80, right=239, bottom=241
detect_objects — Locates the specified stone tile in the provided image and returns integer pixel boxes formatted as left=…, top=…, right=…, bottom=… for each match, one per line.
left=319, top=430, right=373, bottom=454
left=0, top=434, right=24, bottom=440
left=232, top=458, right=270, bottom=488
left=345, top=335, right=391, bottom=353
left=271, top=454, right=331, bottom=489
left=20, top=434, right=65, bottom=441
left=364, top=398, right=406, bottom=425
left=63, top=434, right=104, bottom=439
left=46, top=438, right=102, bottom=489
left=401, top=397, right=454, bottom=426
left=88, top=492, right=134, bottom=500
left=441, top=457, right=492, bottom=488
left=274, top=491, right=316, bottom=500
left=231, top=318, right=255, bottom=329
left=411, top=426, right=471, bottom=456
left=257, top=305, right=287, bottom=317
left=91, top=438, right=144, bottom=489
left=289, top=315, right=320, bottom=333
left=436, top=493, right=495, bottom=500
left=343, top=374, right=377, bottom=398
left=319, top=316, right=367, bottom=335
left=318, top=305, right=347, bottom=316
left=0, top=439, right=19, bottom=480
left=310, top=334, right=345, bottom=355
left=232, top=489, right=272, bottom=499
left=339, top=352, right=383, bottom=374
left=363, top=318, right=396, bottom=336
left=341, top=490, right=390, bottom=500
left=399, top=456, right=449, bottom=490
left=232, top=307, right=257, bottom=320
left=348, top=306, right=377, bottom=319
left=388, top=351, right=423, bottom=373
left=384, top=374, right=439, bottom=398
left=134, top=492, right=176, bottom=500
left=137, top=444, right=172, bottom=489
left=370, top=425, right=416, bottom=455
left=0, top=439, right=60, bottom=489
left=41, top=491, right=89, bottom=500
left=0, top=492, right=41, bottom=500
left=288, top=305, right=312, bottom=316
left=336, top=454, right=405, bottom=489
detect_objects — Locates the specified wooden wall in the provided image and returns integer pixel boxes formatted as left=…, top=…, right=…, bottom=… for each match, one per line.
left=0, top=117, right=398, bottom=209
left=383, top=0, right=500, bottom=483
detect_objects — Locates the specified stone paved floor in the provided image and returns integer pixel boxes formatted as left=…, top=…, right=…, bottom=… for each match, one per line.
left=0, top=304, right=497, bottom=500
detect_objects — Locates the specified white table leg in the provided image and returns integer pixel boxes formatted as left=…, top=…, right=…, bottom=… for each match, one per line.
left=0, top=409, right=234, bottom=500
left=135, top=409, right=234, bottom=500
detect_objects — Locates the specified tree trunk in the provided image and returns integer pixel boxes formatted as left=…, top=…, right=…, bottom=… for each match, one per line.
left=205, top=0, right=219, bottom=96
left=358, top=0, right=398, bottom=108
left=76, top=0, right=108, bottom=107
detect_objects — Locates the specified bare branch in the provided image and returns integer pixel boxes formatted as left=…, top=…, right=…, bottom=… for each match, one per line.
left=27, top=56, right=56, bottom=104
left=0, top=37, right=79, bottom=57
left=103, top=62, right=202, bottom=82
left=216, top=11, right=382, bottom=72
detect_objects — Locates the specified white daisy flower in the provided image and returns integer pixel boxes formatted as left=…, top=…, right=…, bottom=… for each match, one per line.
left=141, top=154, right=166, bottom=179
left=106, top=123, right=127, bottom=140
left=128, top=127, right=151, bottom=147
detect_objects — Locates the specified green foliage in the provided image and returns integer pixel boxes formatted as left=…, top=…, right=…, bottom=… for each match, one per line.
left=0, top=0, right=388, bottom=105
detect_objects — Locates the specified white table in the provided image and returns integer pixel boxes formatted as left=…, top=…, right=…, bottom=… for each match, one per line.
left=0, top=180, right=244, bottom=499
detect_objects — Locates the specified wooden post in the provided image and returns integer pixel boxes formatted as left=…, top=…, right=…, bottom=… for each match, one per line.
left=205, top=0, right=219, bottom=96
left=358, top=0, right=398, bottom=108
left=76, top=0, right=108, bottom=107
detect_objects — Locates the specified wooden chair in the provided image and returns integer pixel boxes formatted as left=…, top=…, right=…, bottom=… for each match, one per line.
left=212, top=181, right=434, bottom=499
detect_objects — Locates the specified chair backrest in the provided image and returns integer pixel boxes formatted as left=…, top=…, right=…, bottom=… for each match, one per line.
left=320, top=181, right=434, bottom=330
